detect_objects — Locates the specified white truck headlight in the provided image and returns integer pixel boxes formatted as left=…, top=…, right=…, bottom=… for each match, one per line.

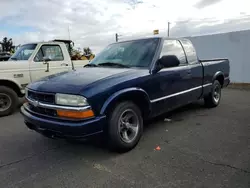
left=55, top=94, right=88, bottom=106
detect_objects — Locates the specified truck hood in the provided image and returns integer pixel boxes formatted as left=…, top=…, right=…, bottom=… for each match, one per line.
left=28, top=67, right=137, bottom=94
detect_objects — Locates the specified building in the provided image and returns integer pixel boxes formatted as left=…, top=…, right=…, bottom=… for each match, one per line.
left=188, top=30, right=250, bottom=84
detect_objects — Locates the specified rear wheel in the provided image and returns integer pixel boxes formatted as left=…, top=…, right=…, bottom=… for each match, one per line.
left=204, top=80, right=221, bottom=108
left=0, top=86, right=18, bottom=117
left=107, top=101, right=143, bottom=152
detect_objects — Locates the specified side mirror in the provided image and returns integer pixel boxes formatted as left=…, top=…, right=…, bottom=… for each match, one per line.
left=152, top=55, right=180, bottom=74
left=43, top=56, right=51, bottom=62
left=159, top=55, right=180, bottom=68
left=43, top=56, right=51, bottom=72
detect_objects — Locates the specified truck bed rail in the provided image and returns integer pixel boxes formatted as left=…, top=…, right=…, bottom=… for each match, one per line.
left=199, top=58, right=229, bottom=62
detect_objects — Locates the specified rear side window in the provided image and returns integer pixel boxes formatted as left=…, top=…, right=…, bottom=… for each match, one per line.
left=160, top=40, right=187, bottom=65
left=180, top=39, right=198, bottom=64
left=34, top=45, right=64, bottom=62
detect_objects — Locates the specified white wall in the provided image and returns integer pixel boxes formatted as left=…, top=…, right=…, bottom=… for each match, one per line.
left=187, top=30, right=250, bottom=83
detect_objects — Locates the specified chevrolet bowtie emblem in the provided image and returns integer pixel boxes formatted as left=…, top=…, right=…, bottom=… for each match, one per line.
left=31, top=100, right=39, bottom=107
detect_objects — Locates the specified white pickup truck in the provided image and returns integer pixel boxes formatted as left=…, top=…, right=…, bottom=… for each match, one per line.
left=0, top=41, right=89, bottom=116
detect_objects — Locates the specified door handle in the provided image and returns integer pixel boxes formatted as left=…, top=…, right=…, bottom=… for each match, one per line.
left=187, top=70, right=191, bottom=75
left=61, top=63, right=68, bottom=66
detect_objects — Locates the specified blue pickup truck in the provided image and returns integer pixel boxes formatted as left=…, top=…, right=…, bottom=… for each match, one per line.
left=21, top=37, right=230, bottom=152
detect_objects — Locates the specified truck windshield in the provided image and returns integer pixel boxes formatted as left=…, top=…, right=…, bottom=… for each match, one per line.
left=89, top=38, right=159, bottom=68
left=10, top=44, right=37, bottom=61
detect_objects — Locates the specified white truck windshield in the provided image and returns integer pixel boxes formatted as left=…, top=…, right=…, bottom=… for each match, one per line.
left=10, top=44, right=37, bottom=61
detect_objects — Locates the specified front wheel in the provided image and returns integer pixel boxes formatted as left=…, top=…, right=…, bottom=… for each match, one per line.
left=107, top=101, right=143, bottom=153
left=204, top=80, right=221, bottom=108
left=0, top=86, right=18, bottom=117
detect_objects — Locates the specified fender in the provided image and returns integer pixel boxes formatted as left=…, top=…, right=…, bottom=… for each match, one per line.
left=100, top=87, right=151, bottom=115
left=212, top=71, right=224, bottom=82
left=0, top=78, right=22, bottom=90
left=0, top=78, right=24, bottom=96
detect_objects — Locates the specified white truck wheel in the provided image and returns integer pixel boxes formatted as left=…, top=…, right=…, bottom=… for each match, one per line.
left=0, top=86, right=18, bottom=117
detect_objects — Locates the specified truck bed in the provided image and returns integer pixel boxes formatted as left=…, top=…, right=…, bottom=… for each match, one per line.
left=200, top=58, right=230, bottom=88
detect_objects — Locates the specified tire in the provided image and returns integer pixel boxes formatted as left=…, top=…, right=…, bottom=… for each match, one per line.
left=107, top=101, right=143, bottom=153
left=0, top=86, right=19, bottom=117
left=204, top=80, right=221, bottom=108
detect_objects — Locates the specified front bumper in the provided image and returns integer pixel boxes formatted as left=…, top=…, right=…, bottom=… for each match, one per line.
left=20, top=106, right=106, bottom=139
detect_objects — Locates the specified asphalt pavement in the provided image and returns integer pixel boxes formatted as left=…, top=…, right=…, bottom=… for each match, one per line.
left=0, top=88, right=249, bottom=188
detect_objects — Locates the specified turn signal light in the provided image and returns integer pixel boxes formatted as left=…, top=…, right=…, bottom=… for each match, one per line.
left=57, top=109, right=94, bottom=119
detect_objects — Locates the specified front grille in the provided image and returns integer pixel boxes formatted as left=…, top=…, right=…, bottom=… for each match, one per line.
left=28, top=103, right=57, bottom=117
left=27, top=90, right=56, bottom=117
left=28, top=90, right=55, bottom=104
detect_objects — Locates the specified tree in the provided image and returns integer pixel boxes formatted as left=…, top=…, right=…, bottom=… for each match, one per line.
left=0, top=37, right=14, bottom=52
left=71, top=47, right=95, bottom=61
left=83, top=47, right=92, bottom=56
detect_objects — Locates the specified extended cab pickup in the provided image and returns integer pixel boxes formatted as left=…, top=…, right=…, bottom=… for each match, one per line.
left=0, top=41, right=89, bottom=116
left=21, top=37, right=230, bottom=152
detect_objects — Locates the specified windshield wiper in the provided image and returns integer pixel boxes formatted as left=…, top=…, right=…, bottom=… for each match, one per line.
left=97, top=62, right=130, bottom=68
left=84, top=63, right=98, bottom=67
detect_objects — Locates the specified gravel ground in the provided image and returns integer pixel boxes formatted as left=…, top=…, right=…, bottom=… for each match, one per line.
left=0, top=88, right=249, bottom=188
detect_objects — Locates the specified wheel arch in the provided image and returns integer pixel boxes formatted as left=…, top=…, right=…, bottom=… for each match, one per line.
left=213, top=71, right=224, bottom=87
left=100, top=88, right=152, bottom=119
left=0, top=79, right=23, bottom=97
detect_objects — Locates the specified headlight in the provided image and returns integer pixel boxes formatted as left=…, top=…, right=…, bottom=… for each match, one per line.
left=55, top=93, right=88, bottom=106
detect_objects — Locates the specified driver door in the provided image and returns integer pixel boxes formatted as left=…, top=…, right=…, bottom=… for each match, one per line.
left=30, top=44, right=69, bottom=82
left=148, top=39, right=192, bottom=116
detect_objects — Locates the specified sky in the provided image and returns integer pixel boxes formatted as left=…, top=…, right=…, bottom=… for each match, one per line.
left=0, top=0, right=250, bottom=53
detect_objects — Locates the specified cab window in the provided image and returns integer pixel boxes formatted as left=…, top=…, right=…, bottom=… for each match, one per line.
left=160, top=40, right=187, bottom=66
left=180, top=39, right=198, bottom=64
left=34, top=45, right=64, bottom=62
